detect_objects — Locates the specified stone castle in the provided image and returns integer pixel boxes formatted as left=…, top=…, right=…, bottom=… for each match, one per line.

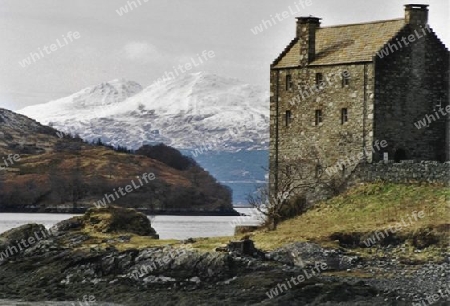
left=269, top=4, right=449, bottom=194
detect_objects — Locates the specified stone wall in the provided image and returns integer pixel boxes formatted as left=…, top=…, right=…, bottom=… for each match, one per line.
left=270, top=63, right=376, bottom=172
left=374, top=24, right=449, bottom=162
left=350, top=161, right=450, bottom=185
left=269, top=6, right=449, bottom=201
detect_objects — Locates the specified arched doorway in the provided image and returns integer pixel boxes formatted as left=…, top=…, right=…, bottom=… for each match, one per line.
left=394, top=149, right=407, bottom=162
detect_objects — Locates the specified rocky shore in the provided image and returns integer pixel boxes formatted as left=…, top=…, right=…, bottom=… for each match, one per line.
left=0, top=207, right=448, bottom=305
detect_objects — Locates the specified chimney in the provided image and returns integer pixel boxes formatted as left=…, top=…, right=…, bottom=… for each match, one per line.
left=296, top=17, right=321, bottom=66
left=404, top=4, right=429, bottom=26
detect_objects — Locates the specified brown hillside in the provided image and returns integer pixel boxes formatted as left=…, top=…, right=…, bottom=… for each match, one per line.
left=0, top=108, right=234, bottom=213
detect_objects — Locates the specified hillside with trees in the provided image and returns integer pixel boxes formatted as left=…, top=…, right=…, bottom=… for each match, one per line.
left=0, top=108, right=234, bottom=214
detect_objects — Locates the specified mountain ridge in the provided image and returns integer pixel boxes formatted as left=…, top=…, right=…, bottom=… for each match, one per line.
left=18, top=72, right=269, bottom=151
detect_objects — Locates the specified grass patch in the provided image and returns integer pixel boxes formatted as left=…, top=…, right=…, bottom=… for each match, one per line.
left=73, top=183, right=448, bottom=258
left=189, top=237, right=231, bottom=252
left=245, top=183, right=448, bottom=251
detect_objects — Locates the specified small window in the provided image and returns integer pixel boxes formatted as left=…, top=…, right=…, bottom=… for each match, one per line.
left=435, top=97, right=443, bottom=110
left=341, top=108, right=348, bottom=124
left=394, top=149, right=407, bottom=163
left=286, top=75, right=293, bottom=91
left=341, top=71, right=350, bottom=87
left=285, top=110, right=292, bottom=126
left=315, top=73, right=323, bottom=88
left=285, top=165, right=292, bottom=176
left=315, top=109, right=322, bottom=126
left=315, top=164, right=322, bottom=178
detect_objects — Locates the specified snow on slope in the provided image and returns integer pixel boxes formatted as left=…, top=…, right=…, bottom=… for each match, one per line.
left=18, top=72, right=269, bottom=151
left=19, top=79, right=143, bottom=122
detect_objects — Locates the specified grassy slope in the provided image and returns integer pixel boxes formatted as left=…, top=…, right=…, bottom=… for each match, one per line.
left=250, top=182, right=449, bottom=250
left=76, top=183, right=448, bottom=262
left=188, top=183, right=450, bottom=262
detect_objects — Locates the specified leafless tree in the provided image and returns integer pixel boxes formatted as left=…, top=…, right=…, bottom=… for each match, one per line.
left=248, top=145, right=348, bottom=230
left=69, top=155, right=84, bottom=210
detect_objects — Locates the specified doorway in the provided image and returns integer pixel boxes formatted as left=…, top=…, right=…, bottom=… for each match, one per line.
left=394, top=149, right=407, bottom=162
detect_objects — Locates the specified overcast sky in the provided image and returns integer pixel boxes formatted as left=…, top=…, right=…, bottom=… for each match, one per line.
left=0, top=0, right=448, bottom=111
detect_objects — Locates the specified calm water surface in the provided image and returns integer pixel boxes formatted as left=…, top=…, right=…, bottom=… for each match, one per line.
left=0, top=208, right=262, bottom=239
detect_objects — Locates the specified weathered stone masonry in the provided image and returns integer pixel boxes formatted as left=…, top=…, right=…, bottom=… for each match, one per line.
left=374, top=8, right=449, bottom=162
left=270, top=4, right=449, bottom=195
left=351, top=161, right=450, bottom=186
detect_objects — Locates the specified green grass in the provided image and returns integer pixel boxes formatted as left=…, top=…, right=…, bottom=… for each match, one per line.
left=249, top=183, right=449, bottom=250
left=74, top=183, right=449, bottom=259
left=186, top=183, right=449, bottom=253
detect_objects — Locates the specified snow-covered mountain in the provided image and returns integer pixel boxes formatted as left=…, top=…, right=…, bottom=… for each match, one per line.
left=18, top=72, right=269, bottom=151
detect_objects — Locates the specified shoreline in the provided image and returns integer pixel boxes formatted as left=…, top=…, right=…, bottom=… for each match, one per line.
left=1, top=233, right=447, bottom=305
left=0, top=206, right=448, bottom=305
left=0, top=208, right=241, bottom=216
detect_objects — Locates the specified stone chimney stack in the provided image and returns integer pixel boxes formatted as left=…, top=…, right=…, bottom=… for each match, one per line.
left=404, top=4, right=429, bottom=26
left=296, top=17, right=321, bottom=66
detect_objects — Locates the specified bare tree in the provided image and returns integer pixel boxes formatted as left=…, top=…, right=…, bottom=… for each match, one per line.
left=49, top=159, right=67, bottom=204
left=69, top=155, right=84, bottom=210
left=248, top=145, right=348, bottom=231
left=247, top=159, right=314, bottom=231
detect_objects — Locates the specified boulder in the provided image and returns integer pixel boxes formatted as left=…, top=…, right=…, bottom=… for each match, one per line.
left=51, top=216, right=83, bottom=233
left=62, top=206, right=160, bottom=238
left=0, top=223, right=47, bottom=243
left=0, top=223, right=48, bottom=260
left=224, top=237, right=265, bottom=259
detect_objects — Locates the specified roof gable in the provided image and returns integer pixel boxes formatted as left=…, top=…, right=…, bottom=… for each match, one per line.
left=273, top=19, right=406, bottom=68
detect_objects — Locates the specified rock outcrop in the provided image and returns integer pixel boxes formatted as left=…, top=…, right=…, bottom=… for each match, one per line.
left=54, top=206, right=159, bottom=238
left=0, top=208, right=448, bottom=305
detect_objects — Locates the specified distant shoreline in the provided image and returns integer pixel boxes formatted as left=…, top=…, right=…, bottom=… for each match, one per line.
left=0, top=207, right=242, bottom=216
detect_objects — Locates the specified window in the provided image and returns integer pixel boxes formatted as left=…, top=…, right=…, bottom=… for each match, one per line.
left=315, top=164, right=322, bottom=178
left=285, top=110, right=292, bottom=126
left=394, top=149, right=407, bottom=163
left=315, top=73, right=323, bottom=88
left=341, top=108, right=348, bottom=124
left=434, top=97, right=443, bottom=111
left=315, top=109, right=322, bottom=126
left=286, top=74, right=293, bottom=91
left=341, top=70, right=350, bottom=87
left=285, top=165, right=292, bottom=176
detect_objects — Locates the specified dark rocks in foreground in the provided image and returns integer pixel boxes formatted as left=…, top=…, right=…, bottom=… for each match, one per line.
left=0, top=207, right=448, bottom=305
